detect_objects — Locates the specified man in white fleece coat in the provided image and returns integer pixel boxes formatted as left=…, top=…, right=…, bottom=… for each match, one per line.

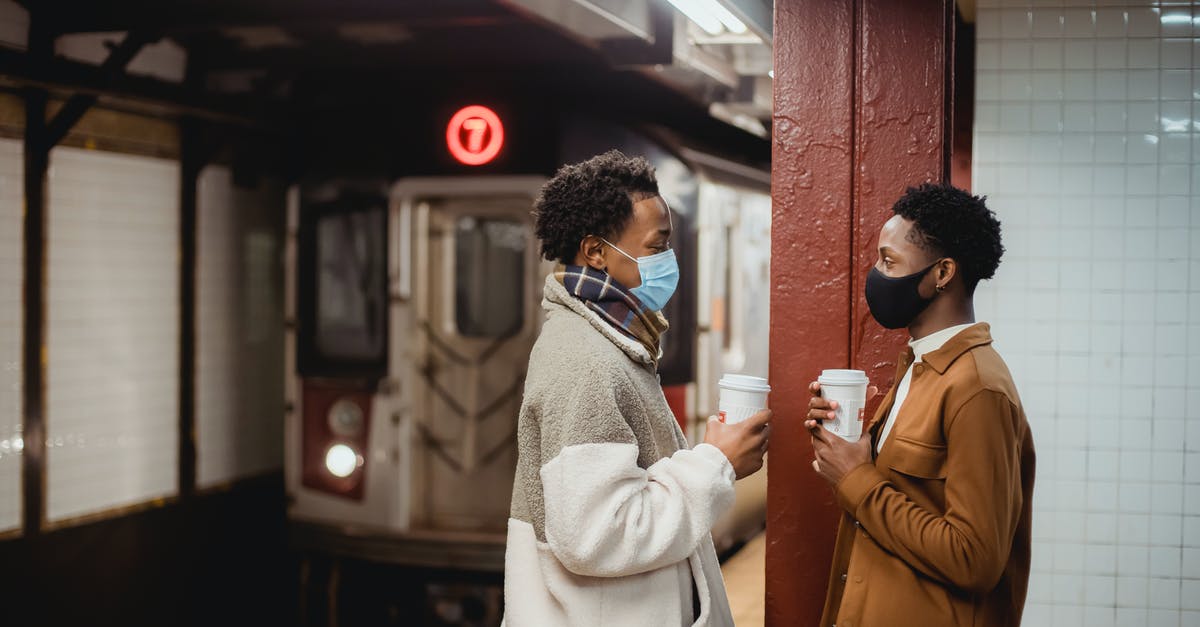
left=504, top=151, right=771, bottom=627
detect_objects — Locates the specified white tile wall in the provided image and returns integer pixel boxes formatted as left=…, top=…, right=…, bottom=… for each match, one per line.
left=195, top=166, right=284, bottom=488
left=44, top=147, right=179, bottom=522
left=0, top=138, right=21, bottom=533
left=975, top=3, right=1200, bottom=625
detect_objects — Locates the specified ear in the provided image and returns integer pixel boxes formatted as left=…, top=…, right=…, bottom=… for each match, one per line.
left=579, top=235, right=608, bottom=271
left=934, top=257, right=958, bottom=292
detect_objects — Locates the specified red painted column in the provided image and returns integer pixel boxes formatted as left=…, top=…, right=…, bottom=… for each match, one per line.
left=767, top=0, right=855, bottom=624
left=851, top=0, right=954, bottom=377
left=767, top=1, right=953, bottom=625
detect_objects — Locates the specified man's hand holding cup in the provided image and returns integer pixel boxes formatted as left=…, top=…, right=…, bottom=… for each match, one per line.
left=806, top=372, right=878, bottom=486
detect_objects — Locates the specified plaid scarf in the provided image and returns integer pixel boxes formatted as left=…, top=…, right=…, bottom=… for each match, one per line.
left=554, top=264, right=669, bottom=366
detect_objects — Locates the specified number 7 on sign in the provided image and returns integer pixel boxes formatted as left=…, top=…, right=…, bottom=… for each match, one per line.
left=446, top=105, right=504, bottom=166
left=462, top=118, right=488, bottom=154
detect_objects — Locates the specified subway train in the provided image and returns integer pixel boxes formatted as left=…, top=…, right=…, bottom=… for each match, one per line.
left=283, top=107, right=770, bottom=620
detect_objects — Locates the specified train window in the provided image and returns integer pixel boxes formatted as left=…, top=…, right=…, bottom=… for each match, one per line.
left=315, top=209, right=387, bottom=360
left=297, top=188, right=389, bottom=380
left=454, top=217, right=526, bottom=338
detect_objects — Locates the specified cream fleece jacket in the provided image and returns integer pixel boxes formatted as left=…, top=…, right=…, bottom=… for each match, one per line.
left=502, top=275, right=737, bottom=627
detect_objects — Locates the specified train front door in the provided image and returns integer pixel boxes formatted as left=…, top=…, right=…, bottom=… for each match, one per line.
left=408, top=191, right=542, bottom=533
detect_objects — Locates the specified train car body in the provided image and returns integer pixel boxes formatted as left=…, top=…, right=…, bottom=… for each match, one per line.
left=283, top=110, right=770, bottom=574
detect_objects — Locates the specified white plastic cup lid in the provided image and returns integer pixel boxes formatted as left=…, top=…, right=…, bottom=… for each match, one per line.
left=817, top=369, right=869, bottom=386
left=718, top=374, right=771, bottom=392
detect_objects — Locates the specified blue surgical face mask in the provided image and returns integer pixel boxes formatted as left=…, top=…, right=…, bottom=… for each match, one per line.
left=601, top=240, right=680, bottom=312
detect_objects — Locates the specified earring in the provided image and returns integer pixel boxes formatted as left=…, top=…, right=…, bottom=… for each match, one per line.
left=936, top=284, right=945, bottom=292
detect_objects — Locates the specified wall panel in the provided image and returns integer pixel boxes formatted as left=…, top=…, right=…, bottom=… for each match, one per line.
left=195, top=165, right=285, bottom=488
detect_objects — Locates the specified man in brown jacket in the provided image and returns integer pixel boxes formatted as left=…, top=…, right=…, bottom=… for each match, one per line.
left=806, top=184, right=1036, bottom=627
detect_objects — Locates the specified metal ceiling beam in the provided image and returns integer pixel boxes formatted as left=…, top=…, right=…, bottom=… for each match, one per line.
left=39, top=0, right=503, bottom=35
left=189, top=31, right=599, bottom=72
left=599, top=0, right=673, bottom=66
left=502, top=0, right=656, bottom=41
left=0, top=47, right=277, bottom=130
left=44, top=30, right=158, bottom=146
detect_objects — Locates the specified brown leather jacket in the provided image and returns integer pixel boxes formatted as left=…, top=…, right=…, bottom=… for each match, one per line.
left=820, top=323, right=1036, bottom=627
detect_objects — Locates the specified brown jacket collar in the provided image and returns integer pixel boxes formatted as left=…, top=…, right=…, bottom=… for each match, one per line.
left=916, top=322, right=994, bottom=374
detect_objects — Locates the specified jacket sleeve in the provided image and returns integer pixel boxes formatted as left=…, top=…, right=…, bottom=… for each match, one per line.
left=538, top=370, right=736, bottom=578
left=834, top=389, right=1025, bottom=593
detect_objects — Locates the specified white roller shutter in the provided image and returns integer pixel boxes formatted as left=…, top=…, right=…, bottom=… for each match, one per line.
left=45, top=147, right=179, bottom=523
left=0, top=137, right=22, bottom=533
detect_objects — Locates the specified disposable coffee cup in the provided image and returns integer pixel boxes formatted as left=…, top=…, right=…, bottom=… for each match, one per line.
left=817, top=369, right=869, bottom=441
left=717, top=374, right=771, bottom=424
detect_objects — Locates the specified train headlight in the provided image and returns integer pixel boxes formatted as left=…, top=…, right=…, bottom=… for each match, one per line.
left=328, top=399, right=365, bottom=437
left=325, top=443, right=362, bottom=478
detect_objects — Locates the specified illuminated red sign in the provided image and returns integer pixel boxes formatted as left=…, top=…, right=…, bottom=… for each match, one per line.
left=446, top=105, right=504, bottom=166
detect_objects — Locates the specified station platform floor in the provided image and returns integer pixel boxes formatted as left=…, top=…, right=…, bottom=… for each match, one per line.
left=720, top=530, right=766, bottom=627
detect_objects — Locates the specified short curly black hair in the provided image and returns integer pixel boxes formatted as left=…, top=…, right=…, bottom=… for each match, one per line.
left=892, top=183, right=1004, bottom=293
left=534, top=150, right=659, bottom=264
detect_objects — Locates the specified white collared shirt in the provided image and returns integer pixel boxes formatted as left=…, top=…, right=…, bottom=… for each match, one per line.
left=876, top=323, right=977, bottom=452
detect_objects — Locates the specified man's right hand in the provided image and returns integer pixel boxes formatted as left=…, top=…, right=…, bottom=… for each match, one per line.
left=805, top=381, right=838, bottom=430
left=702, top=409, right=772, bottom=479
left=805, top=380, right=879, bottom=430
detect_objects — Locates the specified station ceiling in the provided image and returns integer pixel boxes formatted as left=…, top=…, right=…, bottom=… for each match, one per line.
left=9, top=0, right=772, bottom=163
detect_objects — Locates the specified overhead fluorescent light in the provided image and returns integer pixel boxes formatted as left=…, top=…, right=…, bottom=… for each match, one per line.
left=708, top=0, right=748, bottom=33
left=666, top=0, right=723, bottom=35
left=665, top=0, right=747, bottom=36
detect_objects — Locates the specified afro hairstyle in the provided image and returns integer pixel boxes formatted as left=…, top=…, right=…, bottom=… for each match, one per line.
left=891, top=183, right=1004, bottom=293
left=534, top=150, right=660, bottom=264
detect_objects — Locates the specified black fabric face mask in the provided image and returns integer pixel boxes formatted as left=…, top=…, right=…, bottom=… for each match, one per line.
left=864, top=262, right=939, bottom=329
